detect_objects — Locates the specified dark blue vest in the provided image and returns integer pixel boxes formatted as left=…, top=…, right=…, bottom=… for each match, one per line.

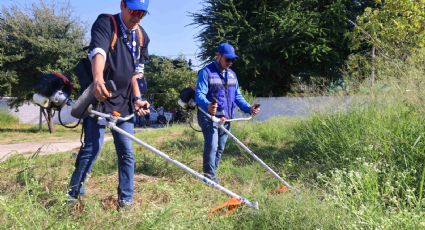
left=205, top=62, right=238, bottom=118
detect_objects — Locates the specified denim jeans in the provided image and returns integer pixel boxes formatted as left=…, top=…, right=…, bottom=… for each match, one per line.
left=68, top=117, right=135, bottom=203
left=197, top=111, right=230, bottom=182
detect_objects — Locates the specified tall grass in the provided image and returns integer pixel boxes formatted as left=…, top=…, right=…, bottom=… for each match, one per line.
left=289, top=49, right=425, bottom=228
left=287, top=102, right=425, bottom=228
left=1, top=111, right=424, bottom=228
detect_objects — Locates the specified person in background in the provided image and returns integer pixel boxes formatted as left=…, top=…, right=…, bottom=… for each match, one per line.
left=195, top=42, right=260, bottom=183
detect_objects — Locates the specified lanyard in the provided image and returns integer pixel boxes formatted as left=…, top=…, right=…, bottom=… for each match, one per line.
left=119, top=22, right=141, bottom=73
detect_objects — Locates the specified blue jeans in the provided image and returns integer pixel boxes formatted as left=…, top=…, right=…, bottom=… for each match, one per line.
left=68, top=117, right=135, bottom=203
left=197, top=111, right=230, bottom=182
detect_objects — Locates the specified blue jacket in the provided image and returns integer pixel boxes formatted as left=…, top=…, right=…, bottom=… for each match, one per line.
left=195, top=61, right=251, bottom=119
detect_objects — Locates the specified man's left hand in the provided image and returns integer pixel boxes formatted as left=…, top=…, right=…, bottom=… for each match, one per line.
left=134, top=100, right=150, bottom=116
left=219, top=117, right=227, bottom=125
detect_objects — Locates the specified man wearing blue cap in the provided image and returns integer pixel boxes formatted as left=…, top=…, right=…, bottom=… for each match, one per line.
left=68, top=0, right=151, bottom=210
left=195, top=42, right=261, bottom=183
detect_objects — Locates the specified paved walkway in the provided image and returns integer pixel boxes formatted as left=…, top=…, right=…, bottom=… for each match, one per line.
left=0, top=128, right=155, bottom=162
left=0, top=137, right=113, bottom=162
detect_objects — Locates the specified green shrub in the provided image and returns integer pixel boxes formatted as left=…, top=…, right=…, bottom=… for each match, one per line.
left=0, top=110, right=19, bottom=126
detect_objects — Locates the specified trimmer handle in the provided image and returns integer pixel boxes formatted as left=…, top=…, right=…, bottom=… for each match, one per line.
left=212, top=97, right=218, bottom=104
left=136, top=104, right=149, bottom=113
left=71, top=80, right=117, bottom=119
left=252, top=103, right=261, bottom=109
left=105, top=80, right=117, bottom=92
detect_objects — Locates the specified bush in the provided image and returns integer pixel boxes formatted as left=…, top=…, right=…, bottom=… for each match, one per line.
left=0, top=110, right=19, bottom=126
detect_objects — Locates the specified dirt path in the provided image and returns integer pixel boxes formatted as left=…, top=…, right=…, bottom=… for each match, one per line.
left=0, top=136, right=113, bottom=162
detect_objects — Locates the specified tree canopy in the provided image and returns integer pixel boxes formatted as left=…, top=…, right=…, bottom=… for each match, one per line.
left=350, top=0, right=425, bottom=58
left=346, top=0, right=425, bottom=86
left=0, top=2, right=86, bottom=108
left=191, top=0, right=377, bottom=96
left=144, top=55, right=197, bottom=110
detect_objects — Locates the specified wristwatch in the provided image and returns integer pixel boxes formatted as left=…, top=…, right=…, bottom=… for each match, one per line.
left=132, top=96, right=142, bottom=103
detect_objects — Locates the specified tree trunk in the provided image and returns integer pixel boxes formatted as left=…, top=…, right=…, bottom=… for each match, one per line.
left=371, top=46, right=376, bottom=87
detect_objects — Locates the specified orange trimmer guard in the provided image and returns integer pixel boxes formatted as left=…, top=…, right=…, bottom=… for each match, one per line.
left=208, top=197, right=243, bottom=218
left=269, top=185, right=289, bottom=194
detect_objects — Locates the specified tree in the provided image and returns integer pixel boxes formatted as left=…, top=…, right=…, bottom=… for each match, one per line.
left=0, top=1, right=86, bottom=108
left=191, top=0, right=376, bottom=96
left=351, top=0, right=425, bottom=58
left=144, top=55, right=197, bottom=110
left=346, top=0, right=425, bottom=86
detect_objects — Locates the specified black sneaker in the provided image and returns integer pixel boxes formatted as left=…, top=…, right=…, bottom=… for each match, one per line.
left=66, top=196, right=78, bottom=207
left=204, top=173, right=219, bottom=184
left=66, top=196, right=85, bottom=213
left=118, top=200, right=133, bottom=211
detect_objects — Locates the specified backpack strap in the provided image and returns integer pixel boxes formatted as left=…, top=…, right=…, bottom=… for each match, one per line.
left=105, top=14, right=118, bottom=50
left=105, top=14, right=143, bottom=49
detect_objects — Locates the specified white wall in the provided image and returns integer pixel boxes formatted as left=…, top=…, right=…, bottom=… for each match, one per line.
left=2, top=96, right=361, bottom=124
left=234, top=96, right=359, bottom=121
left=0, top=98, right=78, bottom=124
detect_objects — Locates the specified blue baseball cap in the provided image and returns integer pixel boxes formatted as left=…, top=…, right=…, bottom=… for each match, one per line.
left=125, top=0, right=149, bottom=12
left=217, top=43, right=238, bottom=59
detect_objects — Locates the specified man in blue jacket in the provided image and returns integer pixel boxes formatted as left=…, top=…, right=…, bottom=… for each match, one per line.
left=195, top=42, right=260, bottom=183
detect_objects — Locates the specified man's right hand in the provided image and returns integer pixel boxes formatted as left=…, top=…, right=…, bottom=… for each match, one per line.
left=134, top=99, right=150, bottom=116
left=93, top=80, right=112, bottom=101
left=208, top=101, right=218, bottom=115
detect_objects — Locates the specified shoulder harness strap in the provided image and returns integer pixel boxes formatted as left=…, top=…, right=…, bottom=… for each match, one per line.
left=137, top=26, right=144, bottom=47
left=105, top=14, right=143, bottom=49
left=105, top=14, right=118, bottom=50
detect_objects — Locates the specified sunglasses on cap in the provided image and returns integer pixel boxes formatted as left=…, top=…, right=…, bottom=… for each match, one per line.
left=128, top=9, right=147, bottom=18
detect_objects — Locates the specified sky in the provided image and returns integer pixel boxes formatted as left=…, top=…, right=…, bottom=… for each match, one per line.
left=0, top=0, right=205, bottom=67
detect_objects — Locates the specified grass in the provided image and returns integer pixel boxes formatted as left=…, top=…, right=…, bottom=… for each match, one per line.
left=1, top=100, right=424, bottom=228
left=0, top=110, right=82, bottom=144
left=0, top=110, right=19, bottom=124
left=0, top=120, right=352, bottom=229
left=287, top=102, right=425, bottom=228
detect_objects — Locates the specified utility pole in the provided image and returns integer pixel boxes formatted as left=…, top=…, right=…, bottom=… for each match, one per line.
left=371, top=46, right=376, bottom=87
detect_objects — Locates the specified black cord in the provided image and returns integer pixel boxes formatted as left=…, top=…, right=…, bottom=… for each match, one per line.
left=78, top=119, right=85, bottom=153
left=58, top=107, right=81, bottom=129
left=75, top=103, right=94, bottom=155
left=189, top=119, right=202, bottom=132
left=185, top=109, right=202, bottom=132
